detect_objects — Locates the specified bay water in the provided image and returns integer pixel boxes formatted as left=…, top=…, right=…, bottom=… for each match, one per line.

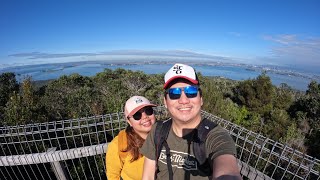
left=1, top=62, right=316, bottom=91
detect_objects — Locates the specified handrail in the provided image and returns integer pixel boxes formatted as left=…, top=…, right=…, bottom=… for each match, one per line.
left=0, top=144, right=108, bottom=166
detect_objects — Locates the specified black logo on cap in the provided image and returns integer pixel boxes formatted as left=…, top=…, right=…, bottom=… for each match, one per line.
left=134, top=97, right=143, bottom=104
left=173, top=65, right=183, bottom=74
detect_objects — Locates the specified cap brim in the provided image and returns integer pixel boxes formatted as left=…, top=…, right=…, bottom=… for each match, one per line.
left=128, top=104, right=157, bottom=116
left=163, top=76, right=199, bottom=89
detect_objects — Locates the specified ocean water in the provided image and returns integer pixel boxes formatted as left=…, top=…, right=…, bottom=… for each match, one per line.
left=1, top=62, right=316, bottom=91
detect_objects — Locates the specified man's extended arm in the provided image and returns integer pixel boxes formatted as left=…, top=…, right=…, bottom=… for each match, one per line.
left=212, top=154, right=242, bottom=180
left=142, top=157, right=156, bottom=180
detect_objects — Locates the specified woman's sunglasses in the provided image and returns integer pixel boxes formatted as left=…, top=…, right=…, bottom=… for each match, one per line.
left=165, top=86, right=199, bottom=100
left=128, top=107, right=154, bottom=121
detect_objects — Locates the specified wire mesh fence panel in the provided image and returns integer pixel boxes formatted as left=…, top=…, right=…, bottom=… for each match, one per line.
left=202, top=110, right=320, bottom=180
left=0, top=107, right=319, bottom=180
left=0, top=112, right=126, bottom=180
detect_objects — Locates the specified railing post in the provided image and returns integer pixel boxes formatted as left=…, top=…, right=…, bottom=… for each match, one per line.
left=48, top=148, right=68, bottom=180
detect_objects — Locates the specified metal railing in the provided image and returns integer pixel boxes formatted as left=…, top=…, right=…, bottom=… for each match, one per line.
left=0, top=107, right=319, bottom=180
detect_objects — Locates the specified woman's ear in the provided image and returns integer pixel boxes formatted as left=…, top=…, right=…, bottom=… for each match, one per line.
left=127, top=119, right=132, bottom=126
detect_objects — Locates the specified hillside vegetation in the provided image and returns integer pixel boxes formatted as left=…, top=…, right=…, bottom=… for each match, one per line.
left=1, top=68, right=319, bottom=159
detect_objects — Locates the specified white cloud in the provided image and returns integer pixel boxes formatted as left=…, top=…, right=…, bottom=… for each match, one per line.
left=7, top=50, right=231, bottom=62
left=263, top=34, right=320, bottom=69
left=228, top=32, right=243, bottom=37
left=0, top=50, right=238, bottom=69
left=263, top=34, right=298, bottom=45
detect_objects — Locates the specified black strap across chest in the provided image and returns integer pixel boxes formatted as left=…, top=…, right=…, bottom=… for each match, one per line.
left=154, top=118, right=217, bottom=179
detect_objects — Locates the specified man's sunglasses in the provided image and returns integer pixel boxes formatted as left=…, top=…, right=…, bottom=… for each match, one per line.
left=128, top=107, right=154, bottom=121
left=165, top=86, right=199, bottom=100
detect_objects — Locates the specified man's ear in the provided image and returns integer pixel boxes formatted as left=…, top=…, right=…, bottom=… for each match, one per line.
left=201, top=96, right=203, bottom=106
left=163, top=96, right=167, bottom=108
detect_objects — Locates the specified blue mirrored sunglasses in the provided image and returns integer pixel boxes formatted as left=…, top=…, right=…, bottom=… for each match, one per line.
left=165, top=86, right=199, bottom=100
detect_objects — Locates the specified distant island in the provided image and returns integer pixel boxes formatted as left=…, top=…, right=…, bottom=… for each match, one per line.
left=35, top=59, right=318, bottom=81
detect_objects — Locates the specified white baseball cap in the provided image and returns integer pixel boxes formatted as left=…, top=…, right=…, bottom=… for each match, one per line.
left=124, top=96, right=157, bottom=117
left=163, top=63, right=199, bottom=89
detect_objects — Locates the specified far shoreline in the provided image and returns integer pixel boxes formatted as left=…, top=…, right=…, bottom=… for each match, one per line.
left=1, top=60, right=319, bottom=92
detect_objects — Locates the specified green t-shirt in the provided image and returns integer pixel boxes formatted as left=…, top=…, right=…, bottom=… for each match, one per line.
left=140, top=119, right=237, bottom=180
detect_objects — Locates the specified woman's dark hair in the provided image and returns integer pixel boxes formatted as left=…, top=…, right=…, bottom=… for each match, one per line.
left=122, top=126, right=145, bottom=162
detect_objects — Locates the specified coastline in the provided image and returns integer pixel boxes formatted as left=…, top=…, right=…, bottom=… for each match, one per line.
left=1, top=60, right=319, bottom=91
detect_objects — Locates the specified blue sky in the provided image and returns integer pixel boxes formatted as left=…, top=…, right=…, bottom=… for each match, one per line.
left=0, top=0, right=319, bottom=73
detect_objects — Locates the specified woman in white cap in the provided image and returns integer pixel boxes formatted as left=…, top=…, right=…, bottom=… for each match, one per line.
left=106, top=96, right=157, bottom=180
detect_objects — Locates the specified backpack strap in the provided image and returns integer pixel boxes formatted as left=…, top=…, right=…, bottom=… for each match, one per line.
left=118, top=130, right=128, bottom=165
left=154, top=119, right=172, bottom=179
left=154, top=118, right=217, bottom=178
left=193, top=118, right=217, bottom=174
left=163, top=141, right=173, bottom=180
